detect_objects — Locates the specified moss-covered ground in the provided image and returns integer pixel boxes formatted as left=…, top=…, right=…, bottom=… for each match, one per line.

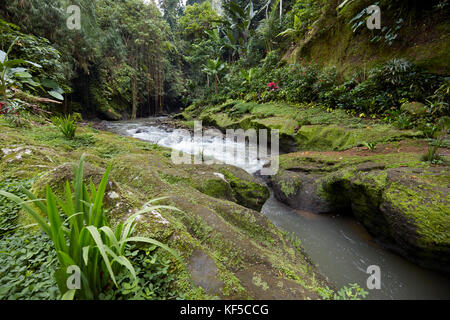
left=180, top=100, right=424, bottom=152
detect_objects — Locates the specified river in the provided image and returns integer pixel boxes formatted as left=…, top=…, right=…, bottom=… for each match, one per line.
left=106, top=117, right=450, bottom=300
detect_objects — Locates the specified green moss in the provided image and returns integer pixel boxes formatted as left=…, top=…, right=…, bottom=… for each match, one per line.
left=250, top=117, right=298, bottom=135
left=296, top=0, right=450, bottom=76
left=220, top=168, right=270, bottom=211
left=295, top=125, right=422, bottom=151
left=279, top=175, right=302, bottom=198
left=197, top=101, right=424, bottom=153
left=196, top=178, right=234, bottom=201
left=159, top=172, right=191, bottom=185
left=383, top=182, right=450, bottom=246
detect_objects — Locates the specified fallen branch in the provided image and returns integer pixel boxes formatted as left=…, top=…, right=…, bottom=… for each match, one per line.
left=11, top=88, right=62, bottom=105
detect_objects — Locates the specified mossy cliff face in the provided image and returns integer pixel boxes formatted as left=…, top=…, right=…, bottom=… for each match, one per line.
left=0, top=119, right=331, bottom=299
left=268, top=152, right=450, bottom=273
left=292, top=0, right=450, bottom=76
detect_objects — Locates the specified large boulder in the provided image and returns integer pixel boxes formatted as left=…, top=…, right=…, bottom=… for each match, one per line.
left=268, top=153, right=450, bottom=273
left=400, top=101, right=427, bottom=117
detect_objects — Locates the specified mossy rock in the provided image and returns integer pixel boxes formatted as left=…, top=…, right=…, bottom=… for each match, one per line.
left=250, top=117, right=298, bottom=136
left=379, top=168, right=450, bottom=271
left=400, top=102, right=427, bottom=117
left=106, top=154, right=330, bottom=298
left=193, top=174, right=235, bottom=202
left=268, top=152, right=450, bottom=272
left=294, top=125, right=422, bottom=151
left=219, top=166, right=270, bottom=212
left=197, top=101, right=423, bottom=153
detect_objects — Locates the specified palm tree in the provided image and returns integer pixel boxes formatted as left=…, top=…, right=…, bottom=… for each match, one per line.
left=202, top=58, right=225, bottom=94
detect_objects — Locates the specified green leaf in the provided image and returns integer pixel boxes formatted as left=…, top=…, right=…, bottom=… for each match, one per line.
left=21, top=186, right=47, bottom=215
left=24, top=60, right=42, bottom=68
left=4, top=59, right=28, bottom=68
left=0, top=50, right=6, bottom=64
left=48, top=90, right=64, bottom=101
left=0, top=190, right=51, bottom=236
left=103, top=247, right=136, bottom=281
left=21, top=78, right=41, bottom=87
left=82, top=246, right=90, bottom=266
left=61, top=289, right=76, bottom=300
left=41, top=79, right=59, bottom=89
left=14, top=71, right=33, bottom=79
left=100, top=226, right=120, bottom=252
left=57, top=250, right=76, bottom=268
left=85, top=226, right=118, bottom=287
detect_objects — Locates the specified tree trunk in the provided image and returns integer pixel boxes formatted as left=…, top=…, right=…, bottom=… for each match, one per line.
left=214, top=75, right=218, bottom=94
left=159, top=68, right=163, bottom=114
left=131, top=76, right=137, bottom=120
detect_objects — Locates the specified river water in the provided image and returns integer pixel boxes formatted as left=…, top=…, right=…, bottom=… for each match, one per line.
left=106, top=118, right=450, bottom=300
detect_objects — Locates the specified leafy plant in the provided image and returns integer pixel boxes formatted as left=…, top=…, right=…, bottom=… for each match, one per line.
left=393, top=113, right=413, bottom=130
left=348, top=2, right=404, bottom=46
left=362, top=141, right=377, bottom=151
left=0, top=178, right=32, bottom=235
left=240, top=67, right=256, bottom=87
left=319, top=283, right=369, bottom=300
left=421, top=125, right=446, bottom=164
left=426, top=79, right=450, bottom=117
left=52, top=114, right=78, bottom=140
left=0, top=155, right=186, bottom=300
left=221, top=1, right=258, bottom=58
left=98, top=243, right=183, bottom=300
left=202, top=58, right=226, bottom=94
left=0, top=37, right=42, bottom=103
left=333, top=283, right=369, bottom=300
left=0, top=230, right=59, bottom=299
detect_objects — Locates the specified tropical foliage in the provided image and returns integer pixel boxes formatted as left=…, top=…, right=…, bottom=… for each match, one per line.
left=0, top=155, right=185, bottom=299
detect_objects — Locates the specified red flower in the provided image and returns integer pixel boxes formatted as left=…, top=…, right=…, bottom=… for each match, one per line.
left=267, top=82, right=279, bottom=91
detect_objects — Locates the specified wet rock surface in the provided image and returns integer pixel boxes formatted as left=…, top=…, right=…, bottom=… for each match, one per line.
left=268, top=153, right=450, bottom=273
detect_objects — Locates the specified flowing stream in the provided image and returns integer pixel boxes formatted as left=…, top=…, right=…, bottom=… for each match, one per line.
left=106, top=118, right=450, bottom=300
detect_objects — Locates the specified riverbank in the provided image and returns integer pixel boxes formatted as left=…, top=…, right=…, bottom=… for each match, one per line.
left=104, top=115, right=450, bottom=299
left=0, top=117, right=333, bottom=299
left=176, top=100, right=450, bottom=274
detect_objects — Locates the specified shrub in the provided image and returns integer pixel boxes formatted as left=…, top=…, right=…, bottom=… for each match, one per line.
left=421, top=121, right=448, bottom=164
left=52, top=114, right=78, bottom=139
left=0, top=155, right=186, bottom=300
left=362, top=141, right=377, bottom=151
left=319, top=283, right=369, bottom=300
left=331, top=59, right=443, bottom=114
left=393, top=113, right=413, bottom=130
left=422, top=139, right=443, bottom=164
left=427, top=79, right=450, bottom=117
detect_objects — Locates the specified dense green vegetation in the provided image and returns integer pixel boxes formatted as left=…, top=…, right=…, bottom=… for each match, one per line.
left=1, top=0, right=448, bottom=123
left=0, top=0, right=449, bottom=301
